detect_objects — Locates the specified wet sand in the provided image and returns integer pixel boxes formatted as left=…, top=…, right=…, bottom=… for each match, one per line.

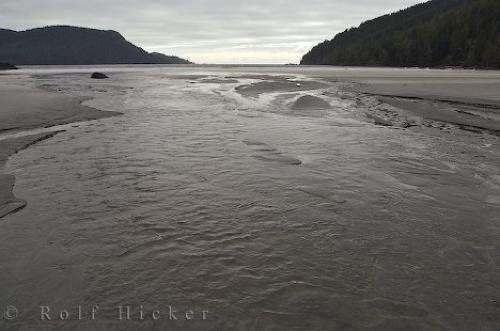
left=342, top=71, right=500, bottom=133
left=235, top=79, right=329, bottom=97
left=0, top=66, right=499, bottom=330
left=2, top=68, right=499, bottom=221
left=229, top=69, right=500, bottom=134
left=350, top=77, right=500, bottom=107
left=0, top=85, right=120, bottom=132
left=0, top=83, right=120, bottom=218
left=0, top=132, right=63, bottom=217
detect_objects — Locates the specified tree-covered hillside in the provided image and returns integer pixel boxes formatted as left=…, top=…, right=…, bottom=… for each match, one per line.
left=301, top=0, right=500, bottom=68
left=0, top=26, right=192, bottom=65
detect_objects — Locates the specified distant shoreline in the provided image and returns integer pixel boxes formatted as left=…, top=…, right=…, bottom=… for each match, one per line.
left=298, top=64, right=500, bottom=71
left=5, top=64, right=500, bottom=72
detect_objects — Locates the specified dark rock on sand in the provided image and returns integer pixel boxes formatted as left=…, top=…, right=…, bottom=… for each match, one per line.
left=0, top=63, right=17, bottom=70
left=91, top=72, right=108, bottom=79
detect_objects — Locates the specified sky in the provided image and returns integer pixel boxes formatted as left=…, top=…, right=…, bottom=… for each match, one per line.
left=0, top=0, right=424, bottom=64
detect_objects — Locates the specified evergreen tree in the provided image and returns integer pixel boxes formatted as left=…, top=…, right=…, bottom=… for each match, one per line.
left=301, top=0, right=500, bottom=68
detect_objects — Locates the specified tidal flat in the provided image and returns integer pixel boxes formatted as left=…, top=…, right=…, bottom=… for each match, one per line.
left=0, top=65, right=499, bottom=330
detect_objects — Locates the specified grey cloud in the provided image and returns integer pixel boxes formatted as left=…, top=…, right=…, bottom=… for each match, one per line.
left=0, top=0, right=423, bottom=63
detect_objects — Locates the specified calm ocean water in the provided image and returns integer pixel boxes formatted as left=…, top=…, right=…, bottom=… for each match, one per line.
left=1, top=65, right=499, bottom=330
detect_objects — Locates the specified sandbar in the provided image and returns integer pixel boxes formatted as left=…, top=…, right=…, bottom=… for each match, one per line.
left=0, top=83, right=120, bottom=218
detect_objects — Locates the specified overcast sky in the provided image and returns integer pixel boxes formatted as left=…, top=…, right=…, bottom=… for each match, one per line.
left=1, top=0, right=423, bottom=64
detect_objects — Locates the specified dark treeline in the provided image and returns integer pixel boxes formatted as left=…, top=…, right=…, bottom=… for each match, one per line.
left=301, top=0, right=500, bottom=68
left=0, top=62, right=17, bottom=70
left=0, top=26, right=192, bottom=65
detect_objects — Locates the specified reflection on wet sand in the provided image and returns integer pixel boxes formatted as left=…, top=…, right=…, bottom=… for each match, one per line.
left=0, top=66, right=499, bottom=330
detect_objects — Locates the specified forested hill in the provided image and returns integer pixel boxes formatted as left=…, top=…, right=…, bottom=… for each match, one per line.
left=300, top=0, right=500, bottom=68
left=0, top=26, right=192, bottom=65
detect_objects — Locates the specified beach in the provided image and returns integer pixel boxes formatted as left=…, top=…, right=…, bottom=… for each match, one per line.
left=0, top=83, right=120, bottom=133
left=343, top=70, right=500, bottom=134
left=0, top=65, right=499, bottom=330
left=0, top=76, right=120, bottom=218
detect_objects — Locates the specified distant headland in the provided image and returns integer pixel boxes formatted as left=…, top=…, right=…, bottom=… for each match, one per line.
left=0, top=25, right=192, bottom=65
left=301, top=0, right=499, bottom=69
